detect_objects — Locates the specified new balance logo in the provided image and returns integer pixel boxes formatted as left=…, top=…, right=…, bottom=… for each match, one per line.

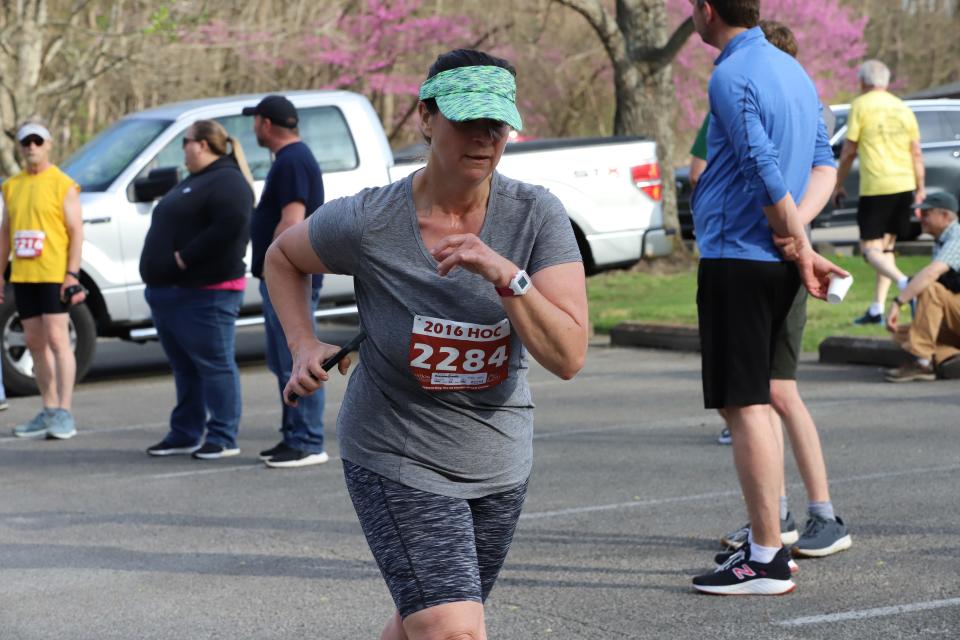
left=731, top=564, right=756, bottom=580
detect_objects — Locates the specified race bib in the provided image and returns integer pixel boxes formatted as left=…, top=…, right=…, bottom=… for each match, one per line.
left=408, top=315, right=511, bottom=391
left=13, top=230, right=45, bottom=258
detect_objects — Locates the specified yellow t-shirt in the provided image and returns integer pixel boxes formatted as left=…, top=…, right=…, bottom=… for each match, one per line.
left=1, top=165, right=78, bottom=283
left=845, top=90, right=920, bottom=197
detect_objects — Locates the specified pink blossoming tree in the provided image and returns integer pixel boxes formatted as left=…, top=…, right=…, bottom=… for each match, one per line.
left=669, top=0, right=869, bottom=133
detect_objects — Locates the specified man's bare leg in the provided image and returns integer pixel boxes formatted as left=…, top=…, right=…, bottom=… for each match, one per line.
left=861, top=234, right=906, bottom=312
left=43, top=313, right=75, bottom=410
left=770, top=379, right=830, bottom=503
left=22, top=316, right=58, bottom=408
left=726, top=404, right=782, bottom=548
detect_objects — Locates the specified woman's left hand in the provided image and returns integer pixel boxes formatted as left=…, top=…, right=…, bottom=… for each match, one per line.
left=430, top=233, right=516, bottom=286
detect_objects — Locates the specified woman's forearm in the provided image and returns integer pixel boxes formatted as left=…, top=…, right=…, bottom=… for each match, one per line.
left=500, top=263, right=588, bottom=380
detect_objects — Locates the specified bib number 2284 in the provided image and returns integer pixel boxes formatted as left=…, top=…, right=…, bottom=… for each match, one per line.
left=408, top=315, right=511, bottom=391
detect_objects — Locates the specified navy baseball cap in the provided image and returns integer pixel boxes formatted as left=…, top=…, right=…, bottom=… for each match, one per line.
left=917, top=192, right=958, bottom=214
left=242, top=95, right=298, bottom=128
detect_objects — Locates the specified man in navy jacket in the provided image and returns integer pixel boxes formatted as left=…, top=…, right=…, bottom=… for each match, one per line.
left=245, top=95, right=329, bottom=469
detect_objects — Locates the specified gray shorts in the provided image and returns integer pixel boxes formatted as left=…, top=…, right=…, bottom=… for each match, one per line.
left=342, top=460, right=528, bottom=618
left=770, top=284, right=807, bottom=380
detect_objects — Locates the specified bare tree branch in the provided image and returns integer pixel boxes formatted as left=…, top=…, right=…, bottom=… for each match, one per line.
left=645, top=17, right=695, bottom=70
left=553, top=0, right=632, bottom=77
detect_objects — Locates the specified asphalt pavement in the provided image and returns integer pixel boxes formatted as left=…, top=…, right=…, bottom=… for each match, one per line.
left=1, top=327, right=958, bottom=639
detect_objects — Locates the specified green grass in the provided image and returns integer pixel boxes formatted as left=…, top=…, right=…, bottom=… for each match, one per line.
left=587, top=255, right=929, bottom=352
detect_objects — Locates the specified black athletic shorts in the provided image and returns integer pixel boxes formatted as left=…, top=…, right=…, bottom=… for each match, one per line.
left=13, top=283, right=69, bottom=319
left=770, top=285, right=807, bottom=381
left=857, top=190, right=914, bottom=241
left=342, top=460, right=528, bottom=619
left=697, top=259, right=800, bottom=409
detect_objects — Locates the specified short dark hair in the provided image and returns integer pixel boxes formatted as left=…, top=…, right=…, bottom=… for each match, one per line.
left=759, top=19, right=798, bottom=58
left=705, top=0, right=759, bottom=29
left=421, top=49, right=516, bottom=116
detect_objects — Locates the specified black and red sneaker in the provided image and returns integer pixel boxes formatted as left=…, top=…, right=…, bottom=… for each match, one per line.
left=715, top=548, right=799, bottom=574
left=693, top=545, right=796, bottom=595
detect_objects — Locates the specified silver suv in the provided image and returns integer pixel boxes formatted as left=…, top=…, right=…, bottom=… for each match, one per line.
left=813, top=98, right=960, bottom=234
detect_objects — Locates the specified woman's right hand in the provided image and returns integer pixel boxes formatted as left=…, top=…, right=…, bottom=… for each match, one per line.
left=284, top=338, right=354, bottom=406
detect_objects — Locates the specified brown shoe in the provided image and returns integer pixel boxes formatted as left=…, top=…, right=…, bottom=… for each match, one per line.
left=937, top=355, right=960, bottom=380
left=885, top=361, right=937, bottom=382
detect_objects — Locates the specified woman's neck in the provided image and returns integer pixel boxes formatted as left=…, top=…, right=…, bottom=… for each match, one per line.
left=413, top=165, right=491, bottom=218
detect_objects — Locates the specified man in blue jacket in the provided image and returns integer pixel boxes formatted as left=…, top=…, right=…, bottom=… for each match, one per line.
left=688, top=0, right=847, bottom=595
left=244, top=95, right=328, bottom=469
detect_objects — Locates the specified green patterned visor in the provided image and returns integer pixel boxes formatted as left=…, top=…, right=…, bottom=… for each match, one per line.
left=419, top=65, right=523, bottom=132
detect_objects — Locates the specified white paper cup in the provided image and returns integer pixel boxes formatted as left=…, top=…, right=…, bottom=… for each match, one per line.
left=827, top=274, right=854, bottom=304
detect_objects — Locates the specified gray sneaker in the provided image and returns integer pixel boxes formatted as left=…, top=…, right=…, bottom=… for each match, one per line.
left=720, top=511, right=799, bottom=549
left=13, top=410, right=52, bottom=439
left=46, top=409, right=77, bottom=440
left=792, top=515, right=852, bottom=558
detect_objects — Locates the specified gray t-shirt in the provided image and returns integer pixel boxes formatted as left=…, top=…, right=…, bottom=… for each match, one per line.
left=309, top=171, right=581, bottom=498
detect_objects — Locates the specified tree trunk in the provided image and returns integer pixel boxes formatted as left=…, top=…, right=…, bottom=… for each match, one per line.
left=0, top=0, right=46, bottom=175
left=556, top=0, right=695, bottom=257
left=614, top=61, right=680, bottom=256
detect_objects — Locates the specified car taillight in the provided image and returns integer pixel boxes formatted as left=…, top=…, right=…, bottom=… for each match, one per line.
left=631, top=162, right=662, bottom=201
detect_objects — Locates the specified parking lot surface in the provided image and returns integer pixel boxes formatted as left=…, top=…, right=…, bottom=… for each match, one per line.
left=1, top=328, right=958, bottom=639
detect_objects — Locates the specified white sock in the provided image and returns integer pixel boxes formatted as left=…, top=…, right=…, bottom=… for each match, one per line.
left=918, top=358, right=931, bottom=367
left=897, top=276, right=909, bottom=291
left=869, top=302, right=883, bottom=316
left=749, top=541, right=779, bottom=564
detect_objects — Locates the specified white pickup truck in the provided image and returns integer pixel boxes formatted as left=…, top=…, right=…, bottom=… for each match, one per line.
left=0, top=90, right=671, bottom=394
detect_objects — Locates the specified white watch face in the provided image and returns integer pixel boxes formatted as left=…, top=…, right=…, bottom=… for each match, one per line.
left=511, top=271, right=531, bottom=295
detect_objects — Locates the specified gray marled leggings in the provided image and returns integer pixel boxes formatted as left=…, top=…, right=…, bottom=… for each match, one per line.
left=342, top=460, right=528, bottom=618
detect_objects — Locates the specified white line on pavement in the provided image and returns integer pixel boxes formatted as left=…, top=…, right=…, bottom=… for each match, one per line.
left=520, top=489, right=741, bottom=520
left=778, top=597, right=960, bottom=626
left=520, top=463, right=960, bottom=520
left=533, top=417, right=719, bottom=440
left=146, top=455, right=343, bottom=480
left=146, top=465, right=262, bottom=480
left=828, top=464, right=960, bottom=485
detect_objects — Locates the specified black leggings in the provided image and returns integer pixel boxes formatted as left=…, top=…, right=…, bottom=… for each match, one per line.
left=342, top=460, right=528, bottom=618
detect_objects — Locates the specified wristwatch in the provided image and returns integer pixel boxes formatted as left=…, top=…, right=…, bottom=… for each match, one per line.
left=495, top=270, right=532, bottom=297
left=893, top=296, right=906, bottom=306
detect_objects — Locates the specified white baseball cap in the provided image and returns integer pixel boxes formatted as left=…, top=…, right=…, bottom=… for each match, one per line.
left=16, top=123, right=52, bottom=142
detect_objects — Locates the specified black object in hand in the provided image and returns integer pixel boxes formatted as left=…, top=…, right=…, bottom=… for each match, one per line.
left=61, top=284, right=88, bottom=306
left=287, top=330, right=367, bottom=403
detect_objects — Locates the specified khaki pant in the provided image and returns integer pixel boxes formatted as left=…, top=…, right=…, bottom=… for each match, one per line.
left=893, top=282, right=960, bottom=364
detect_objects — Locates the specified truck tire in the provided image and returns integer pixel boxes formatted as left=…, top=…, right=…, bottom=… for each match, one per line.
left=571, top=223, right=596, bottom=274
left=0, top=294, right=97, bottom=397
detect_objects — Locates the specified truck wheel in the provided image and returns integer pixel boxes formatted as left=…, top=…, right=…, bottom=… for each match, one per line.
left=0, top=296, right=97, bottom=397
left=571, top=223, right=597, bottom=275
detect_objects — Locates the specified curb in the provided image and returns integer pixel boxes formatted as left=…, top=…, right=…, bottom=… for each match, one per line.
left=609, top=322, right=907, bottom=367
left=609, top=323, right=699, bottom=352
left=817, top=336, right=911, bottom=368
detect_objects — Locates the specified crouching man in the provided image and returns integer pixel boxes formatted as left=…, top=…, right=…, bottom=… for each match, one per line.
left=885, top=192, right=960, bottom=381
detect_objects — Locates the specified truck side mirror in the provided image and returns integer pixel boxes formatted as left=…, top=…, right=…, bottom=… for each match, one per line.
left=132, top=167, right=180, bottom=202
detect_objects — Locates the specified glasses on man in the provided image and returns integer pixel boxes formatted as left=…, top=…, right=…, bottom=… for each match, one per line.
left=182, top=137, right=198, bottom=148
left=19, top=135, right=45, bottom=148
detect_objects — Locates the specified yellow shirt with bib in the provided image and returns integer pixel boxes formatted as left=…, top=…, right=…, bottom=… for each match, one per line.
left=845, top=90, right=920, bottom=197
left=1, top=165, right=78, bottom=283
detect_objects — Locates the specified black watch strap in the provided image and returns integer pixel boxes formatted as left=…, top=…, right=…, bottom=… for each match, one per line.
left=66, top=270, right=80, bottom=280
